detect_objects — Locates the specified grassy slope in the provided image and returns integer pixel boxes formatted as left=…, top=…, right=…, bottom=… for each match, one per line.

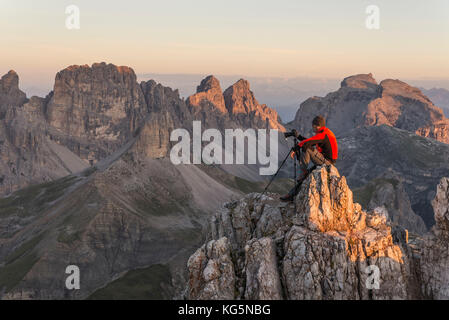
left=197, top=163, right=292, bottom=195
left=87, top=264, right=171, bottom=300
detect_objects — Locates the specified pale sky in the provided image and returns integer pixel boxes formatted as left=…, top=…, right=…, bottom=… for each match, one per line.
left=1, top=0, right=448, bottom=95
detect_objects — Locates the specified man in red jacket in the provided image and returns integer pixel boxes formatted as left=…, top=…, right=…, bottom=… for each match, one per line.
left=280, top=115, right=338, bottom=202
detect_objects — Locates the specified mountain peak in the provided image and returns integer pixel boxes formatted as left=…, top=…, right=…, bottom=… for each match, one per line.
left=231, top=78, right=251, bottom=91
left=293, top=74, right=449, bottom=143
left=47, top=62, right=147, bottom=162
left=1, top=70, right=20, bottom=92
left=187, top=75, right=227, bottom=114
left=196, top=75, right=222, bottom=93
left=223, top=78, right=257, bottom=115
left=6, top=70, right=18, bottom=77
left=187, top=76, right=285, bottom=130
left=0, top=70, right=27, bottom=107
left=380, top=79, right=431, bottom=100
left=341, top=73, right=377, bottom=89
left=58, top=63, right=136, bottom=79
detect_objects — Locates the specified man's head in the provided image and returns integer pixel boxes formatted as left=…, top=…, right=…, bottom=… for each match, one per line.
left=312, top=115, right=325, bottom=133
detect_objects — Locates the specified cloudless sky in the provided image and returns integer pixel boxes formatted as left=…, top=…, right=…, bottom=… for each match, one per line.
left=1, top=0, right=448, bottom=93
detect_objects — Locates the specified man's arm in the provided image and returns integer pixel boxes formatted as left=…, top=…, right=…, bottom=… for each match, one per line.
left=298, top=131, right=326, bottom=149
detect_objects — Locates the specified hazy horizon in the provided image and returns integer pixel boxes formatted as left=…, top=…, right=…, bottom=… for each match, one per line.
left=2, top=0, right=448, bottom=94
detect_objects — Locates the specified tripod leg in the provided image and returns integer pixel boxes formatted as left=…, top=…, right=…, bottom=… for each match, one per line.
left=257, top=147, right=294, bottom=201
left=294, top=149, right=297, bottom=217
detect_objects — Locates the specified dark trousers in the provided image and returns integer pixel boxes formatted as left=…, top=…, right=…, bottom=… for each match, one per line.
left=287, top=147, right=331, bottom=197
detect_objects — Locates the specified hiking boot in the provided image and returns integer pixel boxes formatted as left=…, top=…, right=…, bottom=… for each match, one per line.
left=307, top=165, right=317, bottom=175
left=280, top=194, right=293, bottom=202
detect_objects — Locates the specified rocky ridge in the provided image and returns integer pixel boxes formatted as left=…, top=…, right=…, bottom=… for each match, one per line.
left=290, top=73, right=449, bottom=144
left=186, top=165, right=422, bottom=299
left=187, top=165, right=449, bottom=300
left=0, top=65, right=285, bottom=196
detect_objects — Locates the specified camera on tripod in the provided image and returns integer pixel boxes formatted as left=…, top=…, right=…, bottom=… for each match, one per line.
left=284, top=129, right=298, bottom=138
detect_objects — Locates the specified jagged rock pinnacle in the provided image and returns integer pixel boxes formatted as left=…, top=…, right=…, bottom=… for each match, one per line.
left=186, top=165, right=414, bottom=300
left=187, top=75, right=227, bottom=114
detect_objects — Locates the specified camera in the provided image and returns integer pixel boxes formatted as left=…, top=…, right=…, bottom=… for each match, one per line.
left=284, top=129, right=298, bottom=138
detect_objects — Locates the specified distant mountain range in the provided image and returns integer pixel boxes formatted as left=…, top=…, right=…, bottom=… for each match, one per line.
left=18, top=73, right=449, bottom=123
left=138, top=73, right=341, bottom=122
left=420, top=87, right=449, bottom=117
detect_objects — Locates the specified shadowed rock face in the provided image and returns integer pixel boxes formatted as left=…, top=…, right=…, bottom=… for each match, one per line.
left=0, top=71, right=89, bottom=196
left=352, top=171, right=427, bottom=235
left=0, top=71, right=27, bottom=118
left=186, top=165, right=419, bottom=300
left=290, top=73, right=449, bottom=144
left=46, top=63, right=148, bottom=162
left=420, top=177, right=449, bottom=299
left=338, top=125, right=449, bottom=228
left=138, top=79, right=194, bottom=159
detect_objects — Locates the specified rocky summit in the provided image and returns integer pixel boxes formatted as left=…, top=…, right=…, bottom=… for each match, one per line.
left=186, top=165, right=449, bottom=300
left=46, top=62, right=148, bottom=162
left=290, top=73, right=449, bottom=144
left=187, top=76, right=285, bottom=132
left=187, top=75, right=227, bottom=114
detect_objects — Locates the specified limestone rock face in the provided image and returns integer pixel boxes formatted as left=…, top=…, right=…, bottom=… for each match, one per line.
left=432, top=178, right=449, bottom=231
left=137, top=79, right=194, bottom=158
left=0, top=70, right=27, bottom=118
left=187, top=76, right=285, bottom=131
left=46, top=63, right=148, bottom=162
left=420, top=177, right=449, bottom=299
left=187, top=237, right=235, bottom=300
left=224, top=79, right=259, bottom=115
left=224, top=79, right=285, bottom=131
left=244, top=237, right=283, bottom=299
left=352, top=171, right=427, bottom=235
left=341, top=73, right=378, bottom=90
left=186, top=165, right=418, bottom=300
left=1, top=65, right=289, bottom=196
left=290, top=74, right=449, bottom=144
left=187, top=75, right=227, bottom=114
left=0, top=71, right=88, bottom=196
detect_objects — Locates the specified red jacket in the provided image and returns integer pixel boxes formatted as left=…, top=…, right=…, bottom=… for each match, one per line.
left=298, top=127, right=338, bottom=162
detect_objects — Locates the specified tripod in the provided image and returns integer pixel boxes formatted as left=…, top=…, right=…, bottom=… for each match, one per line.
left=257, top=136, right=300, bottom=210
